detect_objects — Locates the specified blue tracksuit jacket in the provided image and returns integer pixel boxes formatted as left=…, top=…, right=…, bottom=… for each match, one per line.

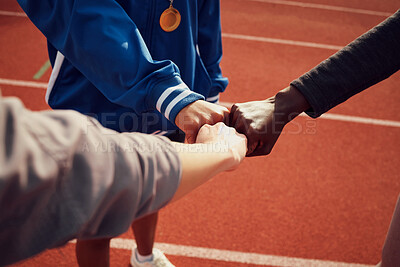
left=17, top=0, right=228, bottom=133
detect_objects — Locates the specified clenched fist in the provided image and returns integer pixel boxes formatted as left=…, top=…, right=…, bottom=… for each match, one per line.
left=175, top=100, right=229, bottom=143
left=229, top=86, right=310, bottom=156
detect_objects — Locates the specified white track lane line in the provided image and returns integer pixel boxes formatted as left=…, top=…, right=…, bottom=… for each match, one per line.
left=309, top=113, right=400, bottom=128
left=0, top=9, right=381, bottom=52
left=1, top=78, right=399, bottom=129
left=222, top=33, right=343, bottom=50
left=0, top=78, right=47, bottom=88
left=0, top=11, right=345, bottom=51
left=0, top=10, right=26, bottom=17
left=70, top=238, right=374, bottom=266
left=232, top=0, right=393, bottom=17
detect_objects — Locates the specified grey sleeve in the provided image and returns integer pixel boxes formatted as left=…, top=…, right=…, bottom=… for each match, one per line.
left=290, top=9, right=400, bottom=118
left=0, top=95, right=181, bottom=265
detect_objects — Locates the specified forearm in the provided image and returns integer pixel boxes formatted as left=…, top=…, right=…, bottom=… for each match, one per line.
left=228, top=11, right=400, bottom=156
left=291, top=10, right=400, bottom=118
left=0, top=96, right=181, bottom=264
left=274, top=85, right=311, bottom=124
left=170, top=143, right=232, bottom=202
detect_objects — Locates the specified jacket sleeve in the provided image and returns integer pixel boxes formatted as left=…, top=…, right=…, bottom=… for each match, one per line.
left=290, top=9, right=400, bottom=118
left=0, top=94, right=181, bottom=265
left=16, top=0, right=204, bottom=123
left=197, top=0, right=229, bottom=102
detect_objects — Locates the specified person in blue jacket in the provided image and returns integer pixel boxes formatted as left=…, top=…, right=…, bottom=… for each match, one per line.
left=16, top=0, right=229, bottom=266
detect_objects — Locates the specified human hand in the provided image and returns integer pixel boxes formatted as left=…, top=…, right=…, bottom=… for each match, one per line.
left=196, top=122, right=247, bottom=171
left=169, top=122, right=247, bottom=202
left=175, top=100, right=229, bottom=143
left=229, top=98, right=283, bottom=157
left=228, top=86, right=310, bottom=157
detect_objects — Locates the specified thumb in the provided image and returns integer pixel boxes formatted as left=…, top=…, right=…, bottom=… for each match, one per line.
left=223, top=111, right=231, bottom=126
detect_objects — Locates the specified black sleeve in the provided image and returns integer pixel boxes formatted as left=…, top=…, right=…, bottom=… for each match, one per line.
left=291, top=9, right=400, bottom=118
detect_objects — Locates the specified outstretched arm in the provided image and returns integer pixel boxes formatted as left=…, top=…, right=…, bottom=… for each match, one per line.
left=0, top=94, right=245, bottom=265
left=230, top=9, right=400, bottom=156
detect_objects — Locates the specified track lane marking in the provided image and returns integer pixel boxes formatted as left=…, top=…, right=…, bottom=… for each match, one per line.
left=0, top=10, right=26, bottom=17
left=222, top=33, right=343, bottom=50
left=1, top=78, right=399, bottom=129
left=70, top=238, right=374, bottom=266
left=228, top=0, right=393, bottom=17
left=0, top=9, right=380, bottom=52
left=311, top=113, right=400, bottom=128
left=0, top=78, right=47, bottom=88
left=33, top=60, right=51, bottom=80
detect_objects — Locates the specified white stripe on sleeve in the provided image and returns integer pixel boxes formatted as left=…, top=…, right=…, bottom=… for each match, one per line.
left=164, top=90, right=193, bottom=120
left=155, top=83, right=188, bottom=112
left=206, top=95, right=219, bottom=103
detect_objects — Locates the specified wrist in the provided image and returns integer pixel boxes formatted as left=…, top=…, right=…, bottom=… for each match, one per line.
left=274, top=85, right=311, bottom=123
left=173, top=142, right=232, bottom=175
left=174, top=100, right=201, bottom=127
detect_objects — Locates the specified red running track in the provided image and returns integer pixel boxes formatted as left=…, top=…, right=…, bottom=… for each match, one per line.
left=1, top=0, right=399, bottom=266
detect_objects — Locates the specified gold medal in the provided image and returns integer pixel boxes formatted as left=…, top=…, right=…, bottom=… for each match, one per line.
left=160, top=0, right=181, bottom=32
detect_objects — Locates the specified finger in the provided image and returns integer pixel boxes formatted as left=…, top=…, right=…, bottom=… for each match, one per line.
left=186, top=133, right=196, bottom=144
left=232, top=107, right=245, bottom=131
left=211, top=107, right=229, bottom=125
left=222, top=106, right=231, bottom=126
left=231, top=110, right=247, bottom=136
left=235, top=131, right=248, bottom=154
left=229, top=104, right=238, bottom=127
left=223, top=112, right=230, bottom=126
left=221, top=106, right=230, bottom=115
left=219, top=101, right=233, bottom=111
left=227, top=124, right=237, bottom=136
left=246, top=138, right=258, bottom=156
left=196, top=124, right=210, bottom=139
left=183, top=122, right=201, bottom=144
left=215, top=121, right=226, bottom=129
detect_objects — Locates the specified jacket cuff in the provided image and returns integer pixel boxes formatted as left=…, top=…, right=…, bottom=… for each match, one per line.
left=149, top=75, right=205, bottom=124
left=209, top=76, right=228, bottom=96
left=206, top=93, right=220, bottom=103
left=206, top=77, right=228, bottom=103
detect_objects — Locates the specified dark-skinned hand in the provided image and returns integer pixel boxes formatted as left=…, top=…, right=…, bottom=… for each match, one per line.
left=228, top=86, right=310, bottom=157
